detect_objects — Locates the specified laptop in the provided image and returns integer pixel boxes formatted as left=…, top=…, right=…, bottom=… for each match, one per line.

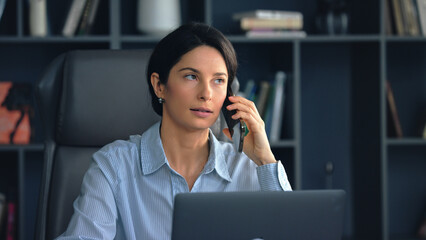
left=171, top=190, right=346, bottom=240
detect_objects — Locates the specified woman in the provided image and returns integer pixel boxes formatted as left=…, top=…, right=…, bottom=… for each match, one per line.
left=57, top=22, right=292, bottom=240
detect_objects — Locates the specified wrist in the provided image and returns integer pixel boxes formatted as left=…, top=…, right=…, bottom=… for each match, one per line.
left=257, top=152, right=277, bottom=166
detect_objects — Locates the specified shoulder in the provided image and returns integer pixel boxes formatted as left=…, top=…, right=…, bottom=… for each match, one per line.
left=93, top=135, right=142, bottom=182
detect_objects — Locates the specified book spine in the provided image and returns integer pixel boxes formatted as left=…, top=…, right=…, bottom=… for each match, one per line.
left=269, top=71, right=286, bottom=142
left=386, top=81, right=403, bottom=138
left=6, top=202, right=15, bottom=240
left=85, top=0, right=100, bottom=34
left=416, top=0, right=426, bottom=35
left=76, top=0, right=93, bottom=35
left=240, top=17, right=303, bottom=30
left=62, top=0, right=87, bottom=37
left=233, top=10, right=302, bottom=20
left=255, top=81, right=271, bottom=118
left=0, top=0, right=7, bottom=23
left=393, top=0, right=405, bottom=35
left=0, top=193, right=5, bottom=228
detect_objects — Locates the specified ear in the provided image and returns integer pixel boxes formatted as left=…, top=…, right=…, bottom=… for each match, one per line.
left=150, top=72, right=165, bottom=99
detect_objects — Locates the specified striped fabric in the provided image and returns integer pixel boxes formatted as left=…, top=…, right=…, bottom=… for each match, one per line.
left=57, top=122, right=292, bottom=240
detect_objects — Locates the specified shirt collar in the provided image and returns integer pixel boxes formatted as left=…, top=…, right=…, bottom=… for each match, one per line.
left=139, top=121, right=231, bottom=182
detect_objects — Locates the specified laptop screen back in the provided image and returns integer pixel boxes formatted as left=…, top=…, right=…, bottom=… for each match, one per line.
left=171, top=190, right=346, bottom=240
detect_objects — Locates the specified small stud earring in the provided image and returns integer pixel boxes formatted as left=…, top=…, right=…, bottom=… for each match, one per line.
left=158, top=98, right=165, bottom=104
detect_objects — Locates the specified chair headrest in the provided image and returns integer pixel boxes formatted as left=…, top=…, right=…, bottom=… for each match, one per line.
left=42, top=50, right=160, bottom=147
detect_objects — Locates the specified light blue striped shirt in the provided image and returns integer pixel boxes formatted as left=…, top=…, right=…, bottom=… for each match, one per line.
left=57, top=122, right=292, bottom=240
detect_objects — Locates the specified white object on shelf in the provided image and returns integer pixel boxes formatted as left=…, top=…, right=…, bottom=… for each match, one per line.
left=137, top=0, right=181, bottom=35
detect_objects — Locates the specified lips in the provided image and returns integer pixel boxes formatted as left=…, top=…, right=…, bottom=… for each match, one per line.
left=190, top=107, right=213, bottom=113
left=190, top=107, right=213, bottom=118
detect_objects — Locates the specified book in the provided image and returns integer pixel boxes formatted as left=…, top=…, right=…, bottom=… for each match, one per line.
left=77, top=0, right=100, bottom=35
left=246, top=29, right=306, bottom=38
left=29, top=0, right=48, bottom=37
left=255, top=81, right=271, bottom=118
left=392, top=0, right=405, bottom=35
left=385, top=0, right=393, bottom=34
left=233, top=9, right=302, bottom=20
left=6, top=201, right=15, bottom=240
left=0, top=193, right=5, bottom=231
left=62, top=0, right=87, bottom=37
left=242, top=79, right=255, bottom=99
left=0, top=0, right=7, bottom=24
left=240, top=17, right=303, bottom=30
left=269, top=71, right=286, bottom=142
left=416, top=0, right=426, bottom=35
left=400, top=0, right=421, bottom=35
left=386, top=81, right=403, bottom=138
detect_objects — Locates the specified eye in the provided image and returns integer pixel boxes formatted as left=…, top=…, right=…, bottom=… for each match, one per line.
left=184, top=74, right=197, bottom=80
left=214, top=78, right=225, bottom=84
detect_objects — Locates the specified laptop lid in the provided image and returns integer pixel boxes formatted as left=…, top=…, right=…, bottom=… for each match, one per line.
left=171, top=190, right=346, bottom=240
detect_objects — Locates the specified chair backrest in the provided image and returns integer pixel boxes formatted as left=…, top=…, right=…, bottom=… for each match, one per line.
left=34, top=49, right=238, bottom=240
left=35, top=50, right=160, bottom=240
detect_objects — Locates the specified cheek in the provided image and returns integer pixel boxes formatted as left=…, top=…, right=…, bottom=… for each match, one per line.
left=214, top=89, right=227, bottom=107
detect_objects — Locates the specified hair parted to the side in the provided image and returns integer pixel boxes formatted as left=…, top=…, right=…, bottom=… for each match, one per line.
left=146, top=22, right=238, bottom=116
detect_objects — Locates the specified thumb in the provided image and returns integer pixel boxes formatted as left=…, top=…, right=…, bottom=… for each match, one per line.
left=222, top=128, right=232, bottom=141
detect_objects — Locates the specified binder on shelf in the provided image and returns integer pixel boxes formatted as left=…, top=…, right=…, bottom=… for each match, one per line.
left=0, top=0, right=7, bottom=24
left=62, top=0, right=87, bottom=37
left=386, top=80, right=403, bottom=138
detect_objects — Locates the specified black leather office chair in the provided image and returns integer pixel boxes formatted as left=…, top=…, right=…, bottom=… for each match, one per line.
left=34, top=49, right=238, bottom=240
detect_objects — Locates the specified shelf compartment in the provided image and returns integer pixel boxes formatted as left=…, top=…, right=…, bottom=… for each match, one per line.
left=386, top=42, right=426, bottom=139
left=387, top=146, right=426, bottom=239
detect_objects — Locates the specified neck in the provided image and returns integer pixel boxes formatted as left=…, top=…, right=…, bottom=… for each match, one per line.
left=159, top=117, right=210, bottom=175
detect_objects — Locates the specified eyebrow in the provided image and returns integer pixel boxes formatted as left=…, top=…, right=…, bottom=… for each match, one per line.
left=178, top=67, right=228, bottom=77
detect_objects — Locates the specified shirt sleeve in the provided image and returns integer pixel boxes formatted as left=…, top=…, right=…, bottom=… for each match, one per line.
left=55, top=160, right=118, bottom=240
left=256, top=160, right=292, bottom=191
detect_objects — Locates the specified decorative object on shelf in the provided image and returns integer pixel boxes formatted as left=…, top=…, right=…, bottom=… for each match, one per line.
left=29, top=0, right=47, bottom=37
left=232, top=9, right=306, bottom=38
left=137, top=0, right=181, bottom=35
left=0, top=82, right=33, bottom=144
left=315, top=0, right=349, bottom=34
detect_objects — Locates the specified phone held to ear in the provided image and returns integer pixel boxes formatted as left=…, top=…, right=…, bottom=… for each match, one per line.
left=221, top=87, right=246, bottom=153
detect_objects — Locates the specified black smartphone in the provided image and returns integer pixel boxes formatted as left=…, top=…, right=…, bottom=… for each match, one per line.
left=221, top=86, right=245, bottom=152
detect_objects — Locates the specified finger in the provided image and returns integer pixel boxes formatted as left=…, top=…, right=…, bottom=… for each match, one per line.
left=228, top=96, right=260, bottom=116
left=232, top=110, right=265, bottom=133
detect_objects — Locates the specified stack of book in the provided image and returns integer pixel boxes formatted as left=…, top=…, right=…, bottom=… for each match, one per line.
left=386, top=0, right=426, bottom=36
left=232, top=9, right=306, bottom=38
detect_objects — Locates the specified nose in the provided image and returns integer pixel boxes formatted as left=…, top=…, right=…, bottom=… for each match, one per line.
left=198, top=81, right=212, bottom=101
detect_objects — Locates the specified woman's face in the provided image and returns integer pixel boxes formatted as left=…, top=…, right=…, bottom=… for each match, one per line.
left=160, top=45, right=228, bottom=132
